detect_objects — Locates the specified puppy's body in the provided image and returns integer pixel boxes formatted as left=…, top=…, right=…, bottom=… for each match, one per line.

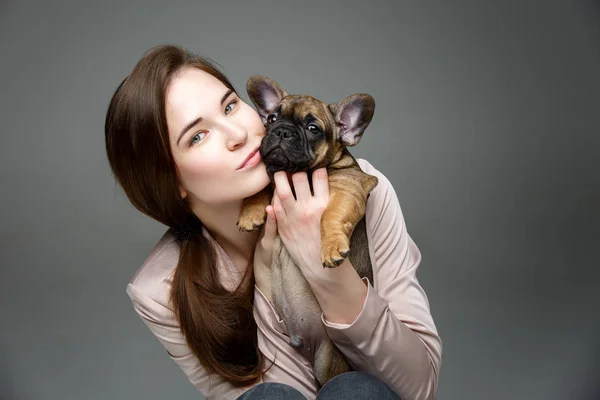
left=270, top=158, right=375, bottom=381
left=238, top=76, right=378, bottom=387
left=270, top=204, right=373, bottom=380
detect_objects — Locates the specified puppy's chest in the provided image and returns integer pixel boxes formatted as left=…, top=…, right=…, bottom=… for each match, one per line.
left=270, top=242, right=328, bottom=362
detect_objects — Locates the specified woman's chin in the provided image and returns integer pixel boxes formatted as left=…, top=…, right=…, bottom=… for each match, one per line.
left=241, top=165, right=271, bottom=198
left=256, top=162, right=271, bottom=183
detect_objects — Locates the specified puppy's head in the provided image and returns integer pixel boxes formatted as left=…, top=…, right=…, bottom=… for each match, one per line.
left=246, top=75, right=375, bottom=177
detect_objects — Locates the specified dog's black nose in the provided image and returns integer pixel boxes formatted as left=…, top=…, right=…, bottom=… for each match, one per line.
left=273, top=127, right=293, bottom=139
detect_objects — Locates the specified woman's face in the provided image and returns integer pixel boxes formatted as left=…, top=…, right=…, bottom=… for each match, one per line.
left=165, top=67, right=270, bottom=206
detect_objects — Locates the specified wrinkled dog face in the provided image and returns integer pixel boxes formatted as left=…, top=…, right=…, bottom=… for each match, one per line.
left=246, top=75, right=375, bottom=177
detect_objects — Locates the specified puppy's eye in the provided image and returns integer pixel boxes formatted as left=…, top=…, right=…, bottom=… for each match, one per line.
left=307, top=124, right=320, bottom=133
left=267, top=114, right=277, bottom=124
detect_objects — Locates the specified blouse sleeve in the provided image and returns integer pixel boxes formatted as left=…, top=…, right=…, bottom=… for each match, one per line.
left=321, top=159, right=443, bottom=400
left=126, top=283, right=247, bottom=400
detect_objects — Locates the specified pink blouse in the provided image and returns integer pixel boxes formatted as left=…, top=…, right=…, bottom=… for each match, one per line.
left=126, top=158, right=442, bottom=399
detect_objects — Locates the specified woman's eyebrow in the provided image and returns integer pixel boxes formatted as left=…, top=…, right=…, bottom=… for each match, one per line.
left=220, top=88, right=234, bottom=105
left=176, top=89, right=235, bottom=145
left=177, top=116, right=203, bottom=145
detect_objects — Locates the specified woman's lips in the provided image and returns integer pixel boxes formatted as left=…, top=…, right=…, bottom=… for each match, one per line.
left=238, top=147, right=262, bottom=170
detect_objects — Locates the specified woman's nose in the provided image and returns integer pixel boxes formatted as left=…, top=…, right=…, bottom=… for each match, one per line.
left=222, top=121, right=248, bottom=150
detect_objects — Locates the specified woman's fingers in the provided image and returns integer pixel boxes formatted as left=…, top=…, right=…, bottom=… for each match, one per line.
left=272, top=190, right=286, bottom=222
left=312, top=168, right=329, bottom=203
left=264, top=205, right=277, bottom=238
left=259, top=205, right=277, bottom=252
left=273, top=171, right=295, bottom=211
left=291, top=172, right=311, bottom=202
left=273, top=169, right=329, bottom=216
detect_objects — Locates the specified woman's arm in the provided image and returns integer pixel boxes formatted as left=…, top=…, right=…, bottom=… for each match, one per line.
left=325, top=160, right=442, bottom=400
left=126, top=283, right=247, bottom=400
left=272, top=159, right=442, bottom=400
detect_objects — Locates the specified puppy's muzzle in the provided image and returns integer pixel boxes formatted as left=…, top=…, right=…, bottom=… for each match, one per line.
left=269, top=121, right=299, bottom=142
left=260, top=121, right=311, bottom=174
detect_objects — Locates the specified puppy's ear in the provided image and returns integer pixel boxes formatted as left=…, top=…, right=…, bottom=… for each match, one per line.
left=328, top=94, right=375, bottom=146
left=246, top=75, right=288, bottom=124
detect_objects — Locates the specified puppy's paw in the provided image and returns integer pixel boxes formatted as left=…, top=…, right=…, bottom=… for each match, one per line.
left=321, top=234, right=350, bottom=268
left=237, top=209, right=266, bottom=232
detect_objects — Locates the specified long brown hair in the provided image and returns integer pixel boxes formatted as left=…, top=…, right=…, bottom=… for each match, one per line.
left=104, top=44, right=265, bottom=386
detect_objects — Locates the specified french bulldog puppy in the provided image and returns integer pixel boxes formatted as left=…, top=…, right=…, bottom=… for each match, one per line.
left=237, top=75, right=378, bottom=387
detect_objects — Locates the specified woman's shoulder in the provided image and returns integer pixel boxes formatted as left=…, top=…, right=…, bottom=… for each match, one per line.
left=355, top=157, right=406, bottom=239
left=356, top=157, right=392, bottom=185
left=126, top=229, right=180, bottom=311
left=355, top=157, right=397, bottom=210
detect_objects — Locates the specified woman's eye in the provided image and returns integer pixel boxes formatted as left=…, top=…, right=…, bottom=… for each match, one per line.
left=307, top=124, right=320, bottom=133
left=190, top=131, right=206, bottom=146
left=225, top=100, right=237, bottom=115
left=267, top=114, right=277, bottom=124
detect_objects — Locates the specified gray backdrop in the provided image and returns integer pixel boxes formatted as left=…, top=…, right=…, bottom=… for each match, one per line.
left=1, top=0, right=599, bottom=399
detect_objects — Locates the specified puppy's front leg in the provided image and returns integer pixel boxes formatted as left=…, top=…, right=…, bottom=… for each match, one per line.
left=320, top=172, right=377, bottom=268
left=237, top=185, right=273, bottom=232
left=320, top=193, right=361, bottom=267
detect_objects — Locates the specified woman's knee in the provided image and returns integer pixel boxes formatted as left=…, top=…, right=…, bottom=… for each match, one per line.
left=316, top=371, right=401, bottom=400
left=237, top=382, right=307, bottom=400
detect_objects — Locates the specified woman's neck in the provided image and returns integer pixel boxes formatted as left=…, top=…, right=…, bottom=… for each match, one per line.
left=191, top=198, right=260, bottom=264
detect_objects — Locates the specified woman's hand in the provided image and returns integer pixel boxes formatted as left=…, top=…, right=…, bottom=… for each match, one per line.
left=271, top=168, right=330, bottom=276
left=268, top=168, right=368, bottom=324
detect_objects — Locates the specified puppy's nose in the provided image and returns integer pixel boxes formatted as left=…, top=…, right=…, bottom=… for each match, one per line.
left=273, top=127, right=293, bottom=139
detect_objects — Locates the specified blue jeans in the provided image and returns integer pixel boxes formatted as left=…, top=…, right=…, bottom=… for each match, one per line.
left=236, top=371, right=401, bottom=399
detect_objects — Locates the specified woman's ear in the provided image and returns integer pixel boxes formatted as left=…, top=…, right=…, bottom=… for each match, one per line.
left=180, top=186, right=187, bottom=199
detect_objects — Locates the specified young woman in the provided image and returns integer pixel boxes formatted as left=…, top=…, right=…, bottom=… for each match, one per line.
left=104, top=44, right=442, bottom=400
